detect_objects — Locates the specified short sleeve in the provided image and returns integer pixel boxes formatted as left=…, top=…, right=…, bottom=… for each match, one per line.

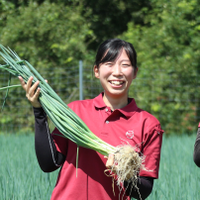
left=139, top=124, right=164, bottom=179
left=51, top=127, right=68, bottom=156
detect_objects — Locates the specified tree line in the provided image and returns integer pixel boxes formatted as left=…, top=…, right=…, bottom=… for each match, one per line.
left=0, top=0, right=200, bottom=134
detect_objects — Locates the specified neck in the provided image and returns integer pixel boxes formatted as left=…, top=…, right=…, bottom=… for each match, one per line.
left=103, top=93, right=128, bottom=110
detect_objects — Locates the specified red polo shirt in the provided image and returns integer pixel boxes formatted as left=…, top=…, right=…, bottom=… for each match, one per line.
left=51, top=93, right=164, bottom=200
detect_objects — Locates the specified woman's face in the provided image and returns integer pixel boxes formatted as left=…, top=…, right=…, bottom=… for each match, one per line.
left=94, top=48, right=138, bottom=99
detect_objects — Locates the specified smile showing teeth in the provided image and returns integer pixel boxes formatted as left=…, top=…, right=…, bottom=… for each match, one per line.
left=110, top=80, right=124, bottom=85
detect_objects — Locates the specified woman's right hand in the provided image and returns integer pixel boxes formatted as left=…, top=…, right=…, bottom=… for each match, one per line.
left=19, top=76, right=41, bottom=108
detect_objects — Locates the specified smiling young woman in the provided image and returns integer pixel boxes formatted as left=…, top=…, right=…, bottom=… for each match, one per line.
left=94, top=41, right=138, bottom=111
left=19, top=38, right=164, bottom=200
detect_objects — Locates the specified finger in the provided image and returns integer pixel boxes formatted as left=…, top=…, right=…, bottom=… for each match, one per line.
left=106, top=154, right=115, bottom=168
left=27, top=85, right=41, bottom=108
left=26, top=76, right=34, bottom=92
left=18, top=76, right=27, bottom=90
left=28, top=80, right=40, bottom=97
left=33, top=87, right=41, bottom=99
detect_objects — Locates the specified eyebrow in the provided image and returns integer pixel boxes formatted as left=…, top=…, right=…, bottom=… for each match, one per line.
left=120, top=59, right=131, bottom=63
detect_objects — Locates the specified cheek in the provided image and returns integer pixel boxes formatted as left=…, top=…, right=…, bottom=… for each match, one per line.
left=124, top=69, right=135, bottom=80
left=97, top=67, right=110, bottom=79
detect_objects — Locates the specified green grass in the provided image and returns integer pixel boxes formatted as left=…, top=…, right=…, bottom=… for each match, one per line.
left=147, top=134, right=199, bottom=200
left=0, top=134, right=58, bottom=200
left=0, top=133, right=199, bottom=200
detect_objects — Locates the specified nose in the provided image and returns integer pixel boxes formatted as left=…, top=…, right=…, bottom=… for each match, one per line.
left=112, top=63, right=122, bottom=76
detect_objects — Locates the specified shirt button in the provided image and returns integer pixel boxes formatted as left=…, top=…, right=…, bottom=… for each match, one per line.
left=105, top=108, right=108, bottom=112
left=106, top=121, right=109, bottom=124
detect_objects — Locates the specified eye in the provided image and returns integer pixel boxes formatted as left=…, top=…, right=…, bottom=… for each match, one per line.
left=105, top=62, right=113, bottom=66
left=122, top=63, right=131, bottom=67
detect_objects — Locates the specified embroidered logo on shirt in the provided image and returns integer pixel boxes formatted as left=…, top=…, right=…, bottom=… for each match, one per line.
left=126, top=130, right=134, bottom=139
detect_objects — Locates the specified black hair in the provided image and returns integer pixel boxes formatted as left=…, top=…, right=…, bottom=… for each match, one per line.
left=94, top=38, right=137, bottom=70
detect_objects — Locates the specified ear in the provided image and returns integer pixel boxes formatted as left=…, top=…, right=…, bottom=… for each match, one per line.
left=94, top=65, right=100, bottom=79
left=133, top=67, right=138, bottom=79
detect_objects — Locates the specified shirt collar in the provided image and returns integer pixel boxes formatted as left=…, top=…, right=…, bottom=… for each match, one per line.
left=93, top=92, right=139, bottom=118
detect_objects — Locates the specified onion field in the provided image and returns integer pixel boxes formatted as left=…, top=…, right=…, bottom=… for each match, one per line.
left=0, top=133, right=199, bottom=200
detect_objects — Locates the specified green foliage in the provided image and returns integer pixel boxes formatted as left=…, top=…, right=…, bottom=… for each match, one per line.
left=0, top=1, right=94, bottom=132
left=0, top=0, right=200, bottom=134
left=0, top=0, right=14, bottom=27
left=1, top=1, right=91, bottom=63
left=81, top=0, right=151, bottom=50
left=121, top=0, right=200, bottom=134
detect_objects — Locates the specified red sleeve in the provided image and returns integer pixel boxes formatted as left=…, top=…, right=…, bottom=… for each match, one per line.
left=139, top=124, right=164, bottom=179
left=51, top=128, right=68, bottom=156
left=51, top=103, right=77, bottom=155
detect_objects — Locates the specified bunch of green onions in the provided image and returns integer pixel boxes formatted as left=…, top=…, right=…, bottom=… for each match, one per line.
left=0, top=44, right=116, bottom=156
